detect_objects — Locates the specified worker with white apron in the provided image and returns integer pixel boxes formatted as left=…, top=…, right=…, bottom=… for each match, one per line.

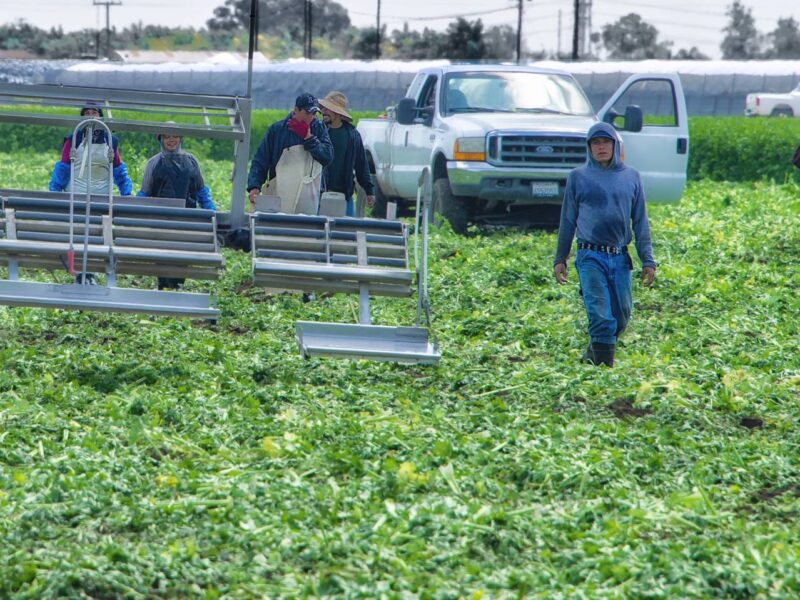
left=49, top=103, right=133, bottom=196
left=247, top=93, right=333, bottom=215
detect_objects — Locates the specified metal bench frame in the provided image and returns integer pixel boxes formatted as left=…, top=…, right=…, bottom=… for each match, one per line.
left=251, top=169, right=440, bottom=365
left=0, top=82, right=252, bottom=231
left=0, top=191, right=224, bottom=318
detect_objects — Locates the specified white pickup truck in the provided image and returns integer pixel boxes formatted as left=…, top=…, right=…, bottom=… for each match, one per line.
left=357, top=65, right=689, bottom=232
left=745, top=83, right=800, bottom=117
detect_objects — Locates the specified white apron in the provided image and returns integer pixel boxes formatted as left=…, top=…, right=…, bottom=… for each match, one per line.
left=263, top=144, right=322, bottom=215
left=71, top=139, right=112, bottom=195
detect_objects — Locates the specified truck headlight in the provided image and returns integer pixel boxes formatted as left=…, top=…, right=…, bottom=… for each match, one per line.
left=453, top=137, right=486, bottom=161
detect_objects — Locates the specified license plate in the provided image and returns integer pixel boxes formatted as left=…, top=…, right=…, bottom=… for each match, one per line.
left=531, top=181, right=559, bottom=197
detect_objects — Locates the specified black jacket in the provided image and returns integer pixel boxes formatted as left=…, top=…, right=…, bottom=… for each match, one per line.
left=324, top=121, right=375, bottom=198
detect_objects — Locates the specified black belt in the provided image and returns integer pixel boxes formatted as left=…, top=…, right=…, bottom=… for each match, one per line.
left=578, top=242, right=627, bottom=255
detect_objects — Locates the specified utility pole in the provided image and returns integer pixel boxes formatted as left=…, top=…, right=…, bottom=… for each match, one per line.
left=557, top=9, right=562, bottom=57
left=515, top=0, right=530, bottom=64
left=376, top=0, right=381, bottom=59
left=93, top=0, right=121, bottom=60
left=572, top=0, right=580, bottom=60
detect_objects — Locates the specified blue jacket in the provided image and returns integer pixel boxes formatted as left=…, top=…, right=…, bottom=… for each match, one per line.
left=323, top=121, right=375, bottom=199
left=247, top=113, right=333, bottom=191
left=554, top=122, right=655, bottom=268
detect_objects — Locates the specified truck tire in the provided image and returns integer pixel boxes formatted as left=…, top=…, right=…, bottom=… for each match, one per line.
left=370, top=173, right=389, bottom=218
left=770, top=106, right=794, bottom=117
left=433, top=178, right=472, bottom=234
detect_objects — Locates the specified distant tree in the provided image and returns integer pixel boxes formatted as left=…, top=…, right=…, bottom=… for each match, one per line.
left=720, top=1, right=761, bottom=59
left=389, top=24, right=446, bottom=59
left=673, top=46, right=710, bottom=60
left=444, top=18, right=487, bottom=60
left=601, top=13, right=672, bottom=59
left=351, top=26, right=387, bottom=60
left=206, top=0, right=350, bottom=44
left=764, top=17, right=800, bottom=58
left=483, top=24, right=518, bottom=60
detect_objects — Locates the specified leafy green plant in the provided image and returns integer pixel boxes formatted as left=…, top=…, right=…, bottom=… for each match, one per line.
left=1, top=115, right=800, bottom=596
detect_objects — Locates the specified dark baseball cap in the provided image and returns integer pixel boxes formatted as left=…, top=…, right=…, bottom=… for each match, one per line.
left=295, top=93, right=320, bottom=113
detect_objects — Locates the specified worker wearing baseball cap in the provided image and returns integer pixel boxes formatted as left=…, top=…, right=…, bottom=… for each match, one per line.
left=247, top=92, right=333, bottom=214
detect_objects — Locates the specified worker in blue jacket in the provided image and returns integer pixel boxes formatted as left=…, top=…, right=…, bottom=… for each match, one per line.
left=247, top=93, right=333, bottom=212
left=49, top=103, right=133, bottom=196
left=553, top=122, right=656, bottom=367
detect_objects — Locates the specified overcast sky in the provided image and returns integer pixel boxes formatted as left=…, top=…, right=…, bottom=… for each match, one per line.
left=1, top=0, right=798, bottom=59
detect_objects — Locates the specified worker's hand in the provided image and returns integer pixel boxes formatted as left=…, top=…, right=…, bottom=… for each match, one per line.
left=248, top=187, right=260, bottom=209
left=287, top=118, right=310, bottom=140
left=554, top=262, right=568, bottom=285
left=366, top=195, right=376, bottom=208
left=641, top=266, right=656, bottom=287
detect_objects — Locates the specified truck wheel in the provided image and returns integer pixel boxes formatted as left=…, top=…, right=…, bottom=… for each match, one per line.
left=770, top=107, right=794, bottom=117
left=370, top=173, right=390, bottom=218
left=433, top=178, right=472, bottom=234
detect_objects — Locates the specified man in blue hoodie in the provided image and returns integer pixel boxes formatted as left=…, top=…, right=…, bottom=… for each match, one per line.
left=247, top=93, right=333, bottom=212
left=553, top=122, right=656, bottom=367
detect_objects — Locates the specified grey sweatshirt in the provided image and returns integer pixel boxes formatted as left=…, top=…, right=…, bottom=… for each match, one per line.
left=554, top=122, right=656, bottom=269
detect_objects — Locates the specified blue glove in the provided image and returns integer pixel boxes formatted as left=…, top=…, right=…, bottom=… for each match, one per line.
left=49, top=161, right=70, bottom=192
left=195, top=185, right=216, bottom=210
left=113, top=163, right=133, bottom=196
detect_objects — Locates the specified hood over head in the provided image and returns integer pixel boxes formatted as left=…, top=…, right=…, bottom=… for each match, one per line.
left=157, top=121, right=185, bottom=155
left=80, top=102, right=104, bottom=118
left=586, top=121, right=622, bottom=169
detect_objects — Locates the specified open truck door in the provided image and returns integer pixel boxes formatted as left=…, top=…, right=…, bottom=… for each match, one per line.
left=598, top=73, right=689, bottom=203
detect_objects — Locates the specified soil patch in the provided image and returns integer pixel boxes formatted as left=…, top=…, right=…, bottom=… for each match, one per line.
left=740, top=417, right=764, bottom=429
left=609, top=398, right=652, bottom=419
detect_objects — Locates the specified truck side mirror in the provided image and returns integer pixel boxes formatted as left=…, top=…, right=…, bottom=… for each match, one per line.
left=601, top=105, right=643, bottom=132
left=396, top=98, right=417, bottom=125
left=623, top=105, right=643, bottom=132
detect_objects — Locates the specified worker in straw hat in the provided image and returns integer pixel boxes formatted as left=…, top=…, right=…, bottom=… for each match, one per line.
left=319, top=91, right=375, bottom=217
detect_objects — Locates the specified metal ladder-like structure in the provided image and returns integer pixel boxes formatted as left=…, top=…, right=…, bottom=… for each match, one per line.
left=293, top=168, right=440, bottom=364
left=0, top=82, right=252, bottom=317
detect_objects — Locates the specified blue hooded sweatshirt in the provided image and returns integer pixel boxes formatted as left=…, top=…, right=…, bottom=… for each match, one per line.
left=554, top=122, right=655, bottom=269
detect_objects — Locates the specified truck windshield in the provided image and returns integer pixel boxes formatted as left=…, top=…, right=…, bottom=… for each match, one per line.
left=443, top=71, right=594, bottom=117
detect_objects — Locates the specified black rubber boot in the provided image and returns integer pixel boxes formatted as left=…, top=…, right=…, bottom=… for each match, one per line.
left=581, top=343, right=594, bottom=364
left=75, top=272, right=96, bottom=285
left=590, top=343, right=616, bottom=367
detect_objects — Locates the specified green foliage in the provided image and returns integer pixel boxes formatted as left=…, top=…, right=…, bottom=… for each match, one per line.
left=688, top=116, right=800, bottom=182
left=0, top=154, right=799, bottom=595
left=0, top=108, right=380, bottom=166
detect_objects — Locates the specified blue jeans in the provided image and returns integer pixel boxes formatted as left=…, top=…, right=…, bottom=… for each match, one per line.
left=345, top=196, right=355, bottom=217
left=575, top=249, right=633, bottom=345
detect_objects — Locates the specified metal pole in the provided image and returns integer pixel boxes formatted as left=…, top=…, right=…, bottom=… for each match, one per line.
left=572, top=0, right=580, bottom=60
left=516, top=0, right=523, bottom=64
left=93, top=1, right=122, bottom=60
left=247, top=0, right=257, bottom=98
left=308, top=0, right=313, bottom=59
left=376, top=0, right=381, bottom=59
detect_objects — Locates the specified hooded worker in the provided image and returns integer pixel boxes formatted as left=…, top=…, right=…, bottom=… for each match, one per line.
left=137, top=125, right=216, bottom=210
left=247, top=92, right=333, bottom=215
left=137, top=124, right=216, bottom=291
left=553, top=121, right=656, bottom=367
left=48, top=102, right=133, bottom=196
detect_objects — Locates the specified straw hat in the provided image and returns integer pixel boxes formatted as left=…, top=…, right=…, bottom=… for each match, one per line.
left=319, top=91, right=352, bottom=121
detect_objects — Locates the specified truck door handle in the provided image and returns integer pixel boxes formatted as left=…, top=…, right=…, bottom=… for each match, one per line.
left=677, top=138, right=688, bottom=154
left=429, top=134, right=436, bottom=142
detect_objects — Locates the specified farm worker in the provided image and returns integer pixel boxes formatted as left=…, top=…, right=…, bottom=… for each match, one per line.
left=319, top=91, right=375, bottom=217
left=137, top=124, right=216, bottom=290
left=247, top=92, right=333, bottom=215
left=48, top=102, right=133, bottom=196
left=553, top=122, right=656, bottom=367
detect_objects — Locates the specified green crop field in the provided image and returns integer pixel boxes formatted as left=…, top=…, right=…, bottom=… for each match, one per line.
left=0, top=119, right=799, bottom=598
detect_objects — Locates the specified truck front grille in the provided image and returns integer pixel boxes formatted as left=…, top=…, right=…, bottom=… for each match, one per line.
left=487, top=133, right=587, bottom=168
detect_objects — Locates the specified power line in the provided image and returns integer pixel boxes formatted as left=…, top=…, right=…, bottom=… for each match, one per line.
left=349, top=6, right=516, bottom=22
